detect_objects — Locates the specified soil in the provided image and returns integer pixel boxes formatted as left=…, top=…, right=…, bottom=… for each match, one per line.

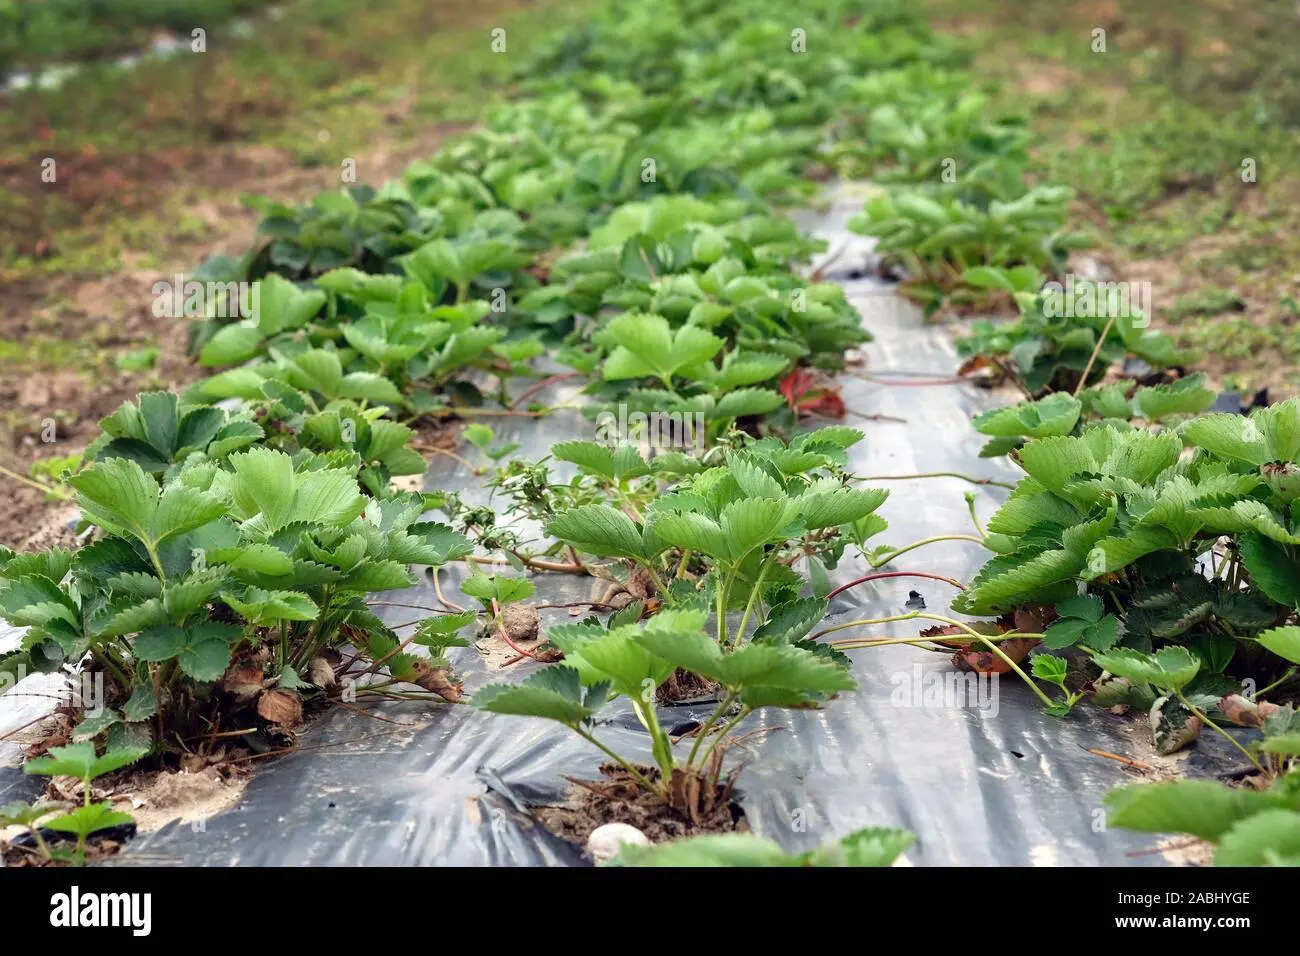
left=534, top=763, right=744, bottom=856
left=656, top=667, right=720, bottom=706
left=125, top=767, right=248, bottom=832
left=1109, top=719, right=1218, bottom=866
left=9, top=504, right=81, bottom=553
left=0, top=128, right=464, bottom=549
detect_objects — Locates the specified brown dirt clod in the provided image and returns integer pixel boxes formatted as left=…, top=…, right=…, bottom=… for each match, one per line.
left=501, top=603, right=541, bottom=643
left=656, top=667, right=720, bottom=705
left=534, top=763, right=742, bottom=854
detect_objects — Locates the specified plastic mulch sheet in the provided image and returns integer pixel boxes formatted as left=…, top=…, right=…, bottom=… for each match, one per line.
left=3, top=184, right=1242, bottom=867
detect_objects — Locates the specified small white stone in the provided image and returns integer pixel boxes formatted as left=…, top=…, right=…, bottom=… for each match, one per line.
left=587, top=823, right=650, bottom=863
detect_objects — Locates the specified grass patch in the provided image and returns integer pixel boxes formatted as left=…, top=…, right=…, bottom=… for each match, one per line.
left=1166, top=286, right=1246, bottom=322
left=922, top=0, right=1300, bottom=394
left=0, top=0, right=583, bottom=273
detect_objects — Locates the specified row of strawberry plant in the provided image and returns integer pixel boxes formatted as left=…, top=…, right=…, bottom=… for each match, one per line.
left=9, top=0, right=1289, bottom=867
left=834, top=64, right=1193, bottom=396
left=519, top=0, right=1300, bottom=864
left=185, top=1, right=973, bottom=422
left=2, top=0, right=941, bottom=866
left=708, top=2, right=1300, bottom=863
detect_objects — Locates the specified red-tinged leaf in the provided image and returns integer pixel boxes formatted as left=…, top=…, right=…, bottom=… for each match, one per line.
left=779, top=367, right=815, bottom=408
left=780, top=367, right=846, bottom=418
left=1004, top=605, right=1057, bottom=634
left=1219, top=694, right=1281, bottom=728
left=799, top=388, right=846, bottom=418
left=919, top=624, right=967, bottom=649
left=952, top=637, right=1040, bottom=674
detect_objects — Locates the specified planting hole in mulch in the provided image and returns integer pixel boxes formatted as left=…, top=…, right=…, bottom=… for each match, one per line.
left=534, top=763, right=744, bottom=855
left=656, top=667, right=720, bottom=706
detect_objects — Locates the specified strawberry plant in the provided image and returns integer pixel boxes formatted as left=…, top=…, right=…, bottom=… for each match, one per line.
left=949, top=401, right=1300, bottom=718
left=1105, top=631, right=1300, bottom=864
left=851, top=185, right=1090, bottom=314
left=522, top=196, right=868, bottom=367
left=191, top=265, right=538, bottom=416
left=1077, top=375, right=1217, bottom=426
left=972, top=375, right=1216, bottom=457
left=1108, top=774, right=1300, bottom=866
left=475, top=606, right=857, bottom=810
left=956, top=278, right=1189, bottom=395
left=3, top=741, right=147, bottom=866
left=460, top=428, right=887, bottom=823
left=833, top=81, right=1029, bottom=186
left=545, top=433, right=888, bottom=640
left=0, top=432, right=473, bottom=758
left=83, top=390, right=266, bottom=475
left=221, top=185, right=467, bottom=283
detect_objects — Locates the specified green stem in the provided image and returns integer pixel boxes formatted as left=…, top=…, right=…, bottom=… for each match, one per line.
left=142, top=540, right=169, bottom=584
left=813, top=609, right=1053, bottom=708
left=675, top=550, right=692, bottom=580
left=0, top=463, right=70, bottom=499
left=28, top=820, right=52, bottom=861
left=832, top=635, right=951, bottom=650
left=812, top=610, right=927, bottom=641
left=851, top=471, right=1016, bottom=491
left=637, top=560, right=668, bottom=597
left=295, top=586, right=334, bottom=670
left=831, top=631, right=1044, bottom=650
left=617, top=487, right=644, bottom=523
left=867, top=534, right=986, bottom=569
left=89, top=646, right=131, bottom=692
left=965, top=494, right=987, bottom=539
left=570, top=725, right=661, bottom=796
left=715, top=568, right=736, bottom=645
left=1254, top=668, right=1297, bottom=700
left=687, top=691, right=737, bottom=768
left=76, top=770, right=92, bottom=867
left=436, top=407, right=558, bottom=418
left=633, top=698, right=675, bottom=781
left=357, top=687, right=467, bottom=702
left=733, top=559, right=772, bottom=647
left=930, top=616, right=1052, bottom=709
